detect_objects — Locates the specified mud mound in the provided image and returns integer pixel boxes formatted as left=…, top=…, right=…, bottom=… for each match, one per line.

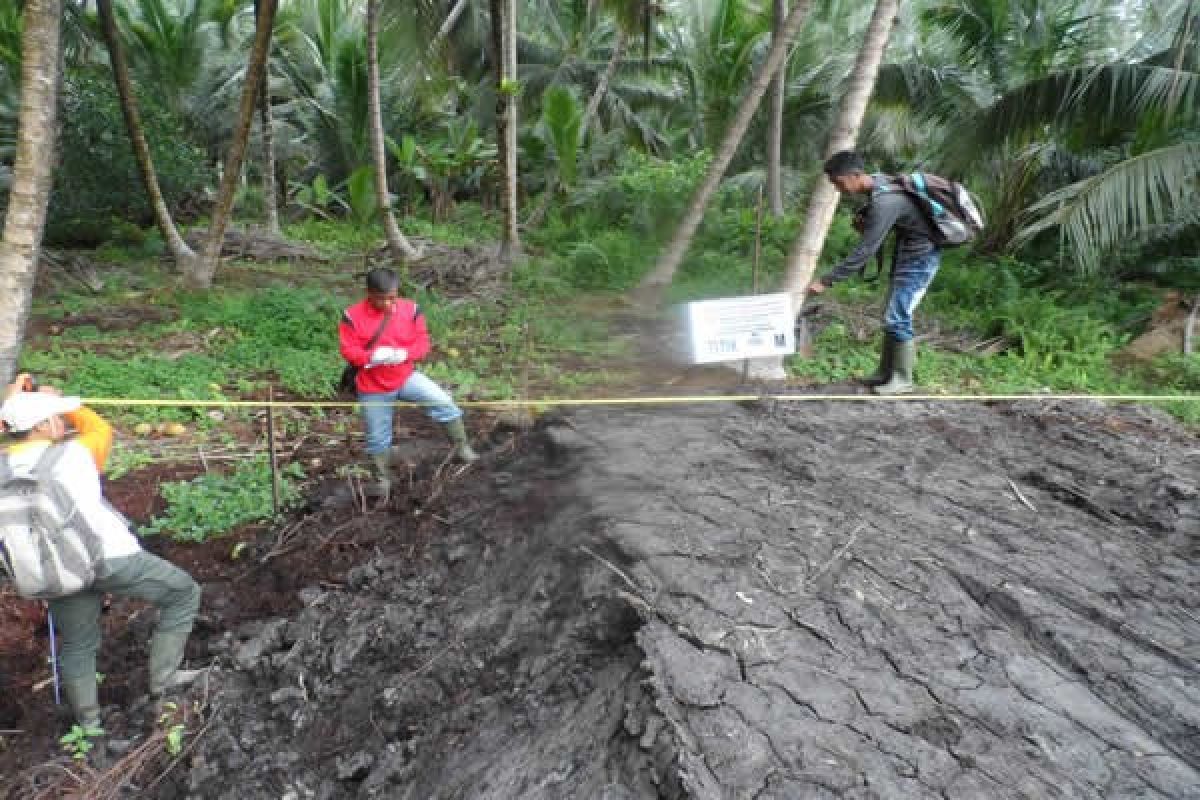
left=7, top=399, right=1198, bottom=799
left=175, top=398, right=1198, bottom=799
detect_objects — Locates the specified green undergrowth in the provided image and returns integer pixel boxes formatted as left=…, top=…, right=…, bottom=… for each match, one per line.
left=142, top=458, right=306, bottom=542
left=788, top=251, right=1198, bottom=422
left=23, top=185, right=1198, bottom=541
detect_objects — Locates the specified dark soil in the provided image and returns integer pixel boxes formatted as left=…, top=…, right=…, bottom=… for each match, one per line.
left=2, top=398, right=1199, bottom=799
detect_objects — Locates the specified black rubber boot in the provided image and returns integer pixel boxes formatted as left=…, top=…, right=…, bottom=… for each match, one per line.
left=860, top=334, right=895, bottom=387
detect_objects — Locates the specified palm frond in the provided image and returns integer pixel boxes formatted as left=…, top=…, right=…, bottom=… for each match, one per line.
left=1015, top=141, right=1200, bottom=271
left=872, top=61, right=988, bottom=119
left=962, top=63, right=1200, bottom=152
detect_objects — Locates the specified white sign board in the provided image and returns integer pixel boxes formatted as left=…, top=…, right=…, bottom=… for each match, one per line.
left=679, top=293, right=795, bottom=365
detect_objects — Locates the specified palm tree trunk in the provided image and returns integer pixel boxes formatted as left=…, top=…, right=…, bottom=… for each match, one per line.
left=0, top=0, right=62, bottom=381
left=433, top=0, right=470, bottom=48
left=638, top=0, right=815, bottom=296
left=96, top=0, right=197, bottom=270
left=367, top=0, right=421, bottom=262
left=255, top=0, right=281, bottom=237
left=259, top=68, right=281, bottom=235
left=780, top=0, right=900, bottom=306
left=189, top=0, right=279, bottom=288
left=500, top=0, right=521, bottom=259
left=766, top=0, right=787, bottom=217
left=489, top=0, right=521, bottom=260
left=581, top=27, right=626, bottom=142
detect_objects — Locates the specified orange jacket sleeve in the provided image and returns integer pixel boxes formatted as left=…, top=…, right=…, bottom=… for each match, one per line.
left=63, top=406, right=113, bottom=473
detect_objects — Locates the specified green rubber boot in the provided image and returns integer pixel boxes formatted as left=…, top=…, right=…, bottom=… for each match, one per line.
left=442, top=418, right=479, bottom=463
left=148, top=631, right=202, bottom=696
left=861, top=334, right=895, bottom=387
left=369, top=451, right=393, bottom=497
left=873, top=338, right=916, bottom=395
left=63, top=673, right=103, bottom=730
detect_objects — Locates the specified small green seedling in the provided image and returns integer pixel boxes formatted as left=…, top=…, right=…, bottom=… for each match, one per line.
left=60, top=724, right=104, bottom=760
left=159, top=701, right=186, bottom=756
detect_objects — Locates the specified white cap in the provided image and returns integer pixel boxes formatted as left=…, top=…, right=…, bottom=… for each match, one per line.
left=0, top=392, right=82, bottom=432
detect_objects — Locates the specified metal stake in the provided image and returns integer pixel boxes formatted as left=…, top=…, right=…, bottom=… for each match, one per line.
left=267, top=385, right=280, bottom=516
left=47, top=609, right=61, bottom=705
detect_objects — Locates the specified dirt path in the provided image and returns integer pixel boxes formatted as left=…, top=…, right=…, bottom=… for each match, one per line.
left=4, top=398, right=1199, bottom=799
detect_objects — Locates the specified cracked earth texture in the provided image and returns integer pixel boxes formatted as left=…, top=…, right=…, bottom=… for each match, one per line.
left=177, top=399, right=1198, bottom=799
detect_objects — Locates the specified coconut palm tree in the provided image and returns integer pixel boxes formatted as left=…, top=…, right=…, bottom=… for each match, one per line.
left=781, top=0, right=901, bottom=303
left=489, top=0, right=520, bottom=260
left=517, top=0, right=681, bottom=155
left=766, top=0, right=786, bottom=216
left=924, top=0, right=1199, bottom=268
left=255, top=0, right=282, bottom=235
left=117, top=0, right=217, bottom=118
left=366, top=0, right=421, bottom=261
left=96, top=0, right=199, bottom=270
left=0, top=0, right=63, bottom=381
left=191, top=0, right=278, bottom=287
left=637, top=0, right=816, bottom=297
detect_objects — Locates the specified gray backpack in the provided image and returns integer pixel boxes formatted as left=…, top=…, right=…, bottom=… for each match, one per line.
left=0, top=444, right=103, bottom=599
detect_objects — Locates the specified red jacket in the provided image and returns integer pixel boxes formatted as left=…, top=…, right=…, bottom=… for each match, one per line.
left=339, top=298, right=432, bottom=394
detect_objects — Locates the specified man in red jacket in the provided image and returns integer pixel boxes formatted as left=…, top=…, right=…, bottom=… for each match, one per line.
left=339, top=268, right=478, bottom=495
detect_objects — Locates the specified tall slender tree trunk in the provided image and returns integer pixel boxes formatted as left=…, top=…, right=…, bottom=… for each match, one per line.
left=434, top=0, right=470, bottom=48
left=638, top=0, right=815, bottom=296
left=494, top=0, right=521, bottom=260
left=259, top=67, right=281, bottom=235
left=367, top=0, right=421, bottom=261
left=780, top=0, right=900, bottom=306
left=255, top=0, right=281, bottom=237
left=96, top=0, right=197, bottom=270
left=581, top=27, right=626, bottom=142
left=0, top=0, right=63, bottom=381
left=189, top=0, right=279, bottom=288
left=766, top=0, right=787, bottom=217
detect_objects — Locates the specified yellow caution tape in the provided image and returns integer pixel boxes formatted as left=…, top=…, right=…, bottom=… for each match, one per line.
left=76, top=393, right=1199, bottom=409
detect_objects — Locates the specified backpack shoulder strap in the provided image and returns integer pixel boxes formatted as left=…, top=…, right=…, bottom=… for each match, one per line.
left=33, top=442, right=72, bottom=479
left=364, top=308, right=395, bottom=350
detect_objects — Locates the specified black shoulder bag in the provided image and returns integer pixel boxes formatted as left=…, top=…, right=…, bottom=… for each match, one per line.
left=338, top=309, right=394, bottom=397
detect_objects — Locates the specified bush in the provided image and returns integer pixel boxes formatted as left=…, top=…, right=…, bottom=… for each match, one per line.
left=45, top=69, right=209, bottom=246
left=549, top=151, right=710, bottom=242
left=557, top=232, right=649, bottom=290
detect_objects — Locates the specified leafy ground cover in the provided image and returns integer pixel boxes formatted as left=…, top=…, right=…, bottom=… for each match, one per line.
left=17, top=182, right=1200, bottom=545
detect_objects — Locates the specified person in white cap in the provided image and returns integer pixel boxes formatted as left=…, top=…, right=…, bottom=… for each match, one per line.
left=0, top=374, right=202, bottom=735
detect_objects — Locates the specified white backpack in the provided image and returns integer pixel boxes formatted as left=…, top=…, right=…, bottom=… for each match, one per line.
left=0, top=444, right=102, bottom=599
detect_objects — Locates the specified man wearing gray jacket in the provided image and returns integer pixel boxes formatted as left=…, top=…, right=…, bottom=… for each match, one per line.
left=808, top=151, right=940, bottom=394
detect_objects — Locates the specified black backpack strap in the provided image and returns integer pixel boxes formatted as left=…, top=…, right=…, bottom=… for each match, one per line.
left=364, top=309, right=395, bottom=350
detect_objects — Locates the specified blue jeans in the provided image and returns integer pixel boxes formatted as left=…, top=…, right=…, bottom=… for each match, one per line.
left=359, top=370, right=462, bottom=455
left=884, top=250, right=940, bottom=342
